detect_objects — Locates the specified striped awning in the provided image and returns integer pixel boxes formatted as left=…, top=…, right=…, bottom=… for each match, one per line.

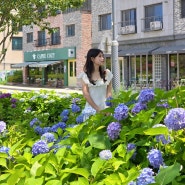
left=29, top=61, right=61, bottom=68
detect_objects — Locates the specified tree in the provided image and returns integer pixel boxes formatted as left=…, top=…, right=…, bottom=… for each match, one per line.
left=0, top=0, right=85, bottom=62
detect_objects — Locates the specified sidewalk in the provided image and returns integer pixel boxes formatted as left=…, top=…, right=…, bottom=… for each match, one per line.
left=0, top=84, right=82, bottom=94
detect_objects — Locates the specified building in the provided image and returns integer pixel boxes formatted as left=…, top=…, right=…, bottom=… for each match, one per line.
left=14, top=0, right=91, bottom=87
left=92, top=0, right=185, bottom=90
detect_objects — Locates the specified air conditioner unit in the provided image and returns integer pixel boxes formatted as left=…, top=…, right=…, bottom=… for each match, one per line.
left=120, top=25, right=136, bottom=34
left=150, top=21, right=162, bottom=30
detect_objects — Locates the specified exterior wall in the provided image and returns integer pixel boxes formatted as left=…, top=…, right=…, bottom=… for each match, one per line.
left=0, top=31, right=23, bottom=71
left=91, top=0, right=112, bottom=49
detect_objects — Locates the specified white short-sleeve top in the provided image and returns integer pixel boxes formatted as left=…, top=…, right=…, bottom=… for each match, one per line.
left=80, top=69, right=113, bottom=111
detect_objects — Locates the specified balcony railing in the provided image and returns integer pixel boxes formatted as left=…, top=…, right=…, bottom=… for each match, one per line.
left=141, top=16, right=163, bottom=32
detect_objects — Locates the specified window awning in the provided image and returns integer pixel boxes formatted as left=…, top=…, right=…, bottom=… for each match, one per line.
left=29, top=61, right=61, bottom=68
left=11, top=62, right=36, bottom=68
left=152, top=45, right=185, bottom=54
left=118, top=47, right=158, bottom=56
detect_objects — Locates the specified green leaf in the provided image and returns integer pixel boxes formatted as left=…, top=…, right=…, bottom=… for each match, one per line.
left=144, top=127, right=168, bottom=136
left=30, top=161, right=44, bottom=177
left=91, top=158, right=106, bottom=177
left=25, top=177, right=44, bottom=185
left=61, top=168, right=90, bottom=179
left=88, top=133, right=111, bottom=149
left=0, top=158, right=7, bottom=168
left=9, top=139, right=23, bottom=156
left=155, top=163, right=181, bottom=185
left=45, top=180, right=61, bottom=185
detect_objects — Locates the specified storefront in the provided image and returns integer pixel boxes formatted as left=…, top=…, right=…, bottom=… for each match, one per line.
left=13, top=47, right=76, bottom=87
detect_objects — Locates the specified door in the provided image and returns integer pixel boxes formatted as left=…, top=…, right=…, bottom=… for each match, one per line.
left=68, top=60, right=76, bottom=86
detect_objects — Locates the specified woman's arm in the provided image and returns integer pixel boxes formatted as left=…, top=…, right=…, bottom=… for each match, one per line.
left=106, top=81, right=112, bottom=98
left=81, top=80, right=101, bottom=112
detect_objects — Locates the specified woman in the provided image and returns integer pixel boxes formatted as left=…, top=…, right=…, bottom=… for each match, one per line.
left=80, top=48, right=113, bottom=120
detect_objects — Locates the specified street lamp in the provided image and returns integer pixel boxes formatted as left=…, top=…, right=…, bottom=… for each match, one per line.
left=111, top=0, right=120, bottom=92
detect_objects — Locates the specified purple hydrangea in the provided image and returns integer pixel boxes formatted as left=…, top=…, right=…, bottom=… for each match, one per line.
left=32, top=140, right=49, bottom=156
left=138, top=89, right=155, bottom=103
left=99, top=150, right=112, bottom=160
left=147, top=149, right=164, bottom=169
left=0, top=121, right=6, bottom=133
left=72, top=98, right=80, bottom=104
left=157, top=101, right=169, bottom=108
left=71, top=104, right=81, bottom=113
left=113, top=103, right=129, bottom=121
left=131, top=102, right=147, bottom=114
left=41, top=132, right=55, bottom=143
left=0, top=93, right=11, bottom=99
left=107, top=122, right=121, bottom=140
left=164, top=108, right=185, bottom=130
left=0, top=146, right=10, bottom=154
left=11, top=104, right=16, bottom=108
left=50, top=122, right=66, bottom=132
left=10, top=98, right=18, bottom=103
left=76, top=114, right=84, bottom=124
left=105, top=96, right=113, bottom=107
left=137, top=168, right=155, bottom=185
left=60, top=109, right=69, bottom=117
left=30, top=118, right=41, bottom=127
left=127, top=143, right=137, bottom=159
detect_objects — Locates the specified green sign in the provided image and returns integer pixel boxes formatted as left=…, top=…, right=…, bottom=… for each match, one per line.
left=24, top=47, right=76, bottom=62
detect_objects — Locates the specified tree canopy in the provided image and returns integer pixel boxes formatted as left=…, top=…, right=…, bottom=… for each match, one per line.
left=0, top=0, right=85, bottom=62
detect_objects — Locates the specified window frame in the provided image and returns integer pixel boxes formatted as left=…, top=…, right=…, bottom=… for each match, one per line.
left=27, top=32, right=33, bottom=43
left=12, top=37, right=23, bottom=50
left=51, top=28, right=61, bottom=45
left=121, top=8, right=136, bottom=27
left=66, top=24, right=75, bottom=37
left=181, top=0, right=185, bottom=18
left=38, top=30, right=46, bottom=46
left=99, top=13, right=112, bottom=31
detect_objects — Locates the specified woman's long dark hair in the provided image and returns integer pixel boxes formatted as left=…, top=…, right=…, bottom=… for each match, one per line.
left=83, top=48, right=106, bottom=85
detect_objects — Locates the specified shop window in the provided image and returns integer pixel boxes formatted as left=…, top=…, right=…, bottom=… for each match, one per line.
left=12, top=37, right=22, bottom=50
left=27, top=32, right=33, bottom=43
left=99, top=13, right=111, bottom=31
left=66, top=24, right=75, bottom=37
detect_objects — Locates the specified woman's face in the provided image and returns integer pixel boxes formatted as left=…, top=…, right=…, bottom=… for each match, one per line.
left=92, top=52, right=104, bottom=66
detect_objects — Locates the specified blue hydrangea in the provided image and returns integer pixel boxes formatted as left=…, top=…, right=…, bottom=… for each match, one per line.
left=50, top=122, right=66, bottom=132
left=71, top=104, right=81, bottom=113
left=127, top=143, right=137, bottom=159
left=113, top=103, right=129, bottom=121
left=137, top=168, right=155, bottom=185
left=30, top=118, right=41, bottom=127
left=99, top=150, right=112, bottom=160
left=107, top=122, right=121, bottom=140
left=34, top=126, right=44, bottom=135
left=153, top=124, right=171, bottom=144
left=41, top=132, right=55, bottom=143
left=164, top=108, right=185, bottom=130
left=131, top=102, right=147, bottom=114
left=60, top=109, right=69, bottom=117
left=32, top=140, right=49, bottom=156
left=157, top=102, right=169, bottom=108
left=82, top=107, right=96, bottom=121
left=62, top=115, right=69, bottom=122
left=76, top=114, right=84, bottom=124
left=147, top=149, right=164, bottom=169
left=128, top=181, right=136, bottom=185
left=138, top=89, right=155, bottom=103
left=72, top=98, right=80, bottom=104
left=0, top=121, right=6, bottom=133
left=105, top=96, right=113, bottom=107
left=0, top=146, right=10, bottom=154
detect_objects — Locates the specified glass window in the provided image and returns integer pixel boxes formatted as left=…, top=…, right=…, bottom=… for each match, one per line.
left=121, top=9, right=136, bottom=27
left=181, top=0, right=185, bottom=18
left=27, top=32, right=33, bottom=43
left=38, top=31, right=46, bottom=46
left=99, top=13, right=111, bottom=31
left=145, top=3, right=162, bottom=29
left=51, top=28, right=60, bottom=45
left=12, top=37, right=22, bottom=50
left=179, top=54, right=185, bottom=78
left=66, top=24, right=75, bottom=37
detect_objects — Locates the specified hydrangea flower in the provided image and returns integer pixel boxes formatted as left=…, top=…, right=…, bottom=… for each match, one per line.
left=0, top=121, right=6, bottom=133
left=157, top=100, right=169, bottom=108
left=138, top=89, right=154, bottom=103
left=76, top=114, right=84, bottom=124
left=164, top=108, right=185, bottom=130
left=60, top=109, right=69, bottom=117
left=50, top=122, right=66, bottom=132
left=61, top=115, right=68, bottom=122
left=41, top=132, right=55, bottom=143
left=105, top=96, right=113, bottom=107
left=137, top=168, right=155, bottom=185
left=153, top=124, right=171, bottom=144
left=99, top=150, right=112, bottom=160
left=30, top=118, right=41, bottom=127
left=32, top=140, right=49, bottom=156
left=0, top=146, right=10, bottom=154
left=127, top=143, right=137, bottom=159
left=113, top=103, right=129, bottom=121
left=147, top=149, right=164, bottom=169
left=82, top=107, right=96, bottom=121
left=107, top=122, right=121, bottom=140
left=0, top=93, right=11, bottom=99
left=10, top=98, right=18, bottom=103
left=71, top=104, right=81, bottom=113
left=128, top=181, right=136, bottom=185
left=131, top=102, right=147, bottom=114
left=72, top=98, right=80, bottom=104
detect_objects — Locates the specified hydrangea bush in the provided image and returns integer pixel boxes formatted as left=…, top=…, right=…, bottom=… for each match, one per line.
left=0, top=87, right=185, bottom=184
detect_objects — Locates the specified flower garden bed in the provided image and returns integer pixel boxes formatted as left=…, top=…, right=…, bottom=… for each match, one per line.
left=0, top=87, right=185, bottom=185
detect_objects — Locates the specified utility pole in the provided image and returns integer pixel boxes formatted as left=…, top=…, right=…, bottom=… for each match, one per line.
left=111, top=0, right=120, bottom=92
